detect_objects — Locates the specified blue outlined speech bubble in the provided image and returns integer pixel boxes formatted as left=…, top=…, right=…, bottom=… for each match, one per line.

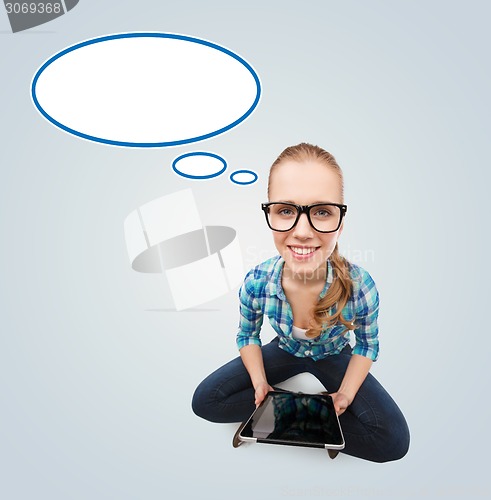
left=172, top=152, right=227, bottom=180
left=31, top=32, right=261, bottom=148
left=230, top=170, right=258, bottom=185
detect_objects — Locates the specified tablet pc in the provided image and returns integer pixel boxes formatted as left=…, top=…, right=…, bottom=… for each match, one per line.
left=238, top=391, right=345, bottom=450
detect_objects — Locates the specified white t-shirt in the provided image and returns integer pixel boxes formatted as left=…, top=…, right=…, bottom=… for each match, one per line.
left=291, top=324, right=312, bottom=341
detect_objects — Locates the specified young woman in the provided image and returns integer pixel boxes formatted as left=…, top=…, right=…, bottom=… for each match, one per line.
left=192, top=143, right=410, bottom=462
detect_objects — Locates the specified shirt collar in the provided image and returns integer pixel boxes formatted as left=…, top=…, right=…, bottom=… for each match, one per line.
left=267, top=255, right=333, bottom=300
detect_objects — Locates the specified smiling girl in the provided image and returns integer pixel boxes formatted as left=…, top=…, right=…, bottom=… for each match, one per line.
left=192, top=143, right=410, bottom=462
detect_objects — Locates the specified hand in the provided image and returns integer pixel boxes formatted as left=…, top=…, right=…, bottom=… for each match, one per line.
left=328, top=392, right=352, bottom=416
left=254, top=381, right=274, bottom=408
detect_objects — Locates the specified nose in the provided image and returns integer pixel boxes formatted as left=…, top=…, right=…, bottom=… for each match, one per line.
left=292, top=212, right=314, bottom=238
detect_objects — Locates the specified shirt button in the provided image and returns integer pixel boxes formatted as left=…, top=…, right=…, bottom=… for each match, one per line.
left=304, top=350, right=311, bottom=356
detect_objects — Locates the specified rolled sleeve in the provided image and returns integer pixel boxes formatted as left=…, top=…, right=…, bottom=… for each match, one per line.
left=352, top=269, right=380, bottom=361
left=236, top=269, right=264, bottom=350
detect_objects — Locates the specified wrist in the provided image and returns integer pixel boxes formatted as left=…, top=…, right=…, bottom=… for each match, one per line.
left=336, top=388, right=354, bottom=405
left=252, top=378, right=268, bottom=390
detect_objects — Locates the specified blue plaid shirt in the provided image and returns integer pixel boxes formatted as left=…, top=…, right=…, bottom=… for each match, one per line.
left=236, top=255, right=380, bottom=361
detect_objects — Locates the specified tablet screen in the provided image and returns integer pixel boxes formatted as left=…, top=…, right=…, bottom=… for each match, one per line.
left=240, top=392, right=344, bottom=448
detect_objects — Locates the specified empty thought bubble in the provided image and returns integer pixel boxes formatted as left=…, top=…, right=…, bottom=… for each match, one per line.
left=31, top=32, right=261, bottom=147
left=172, top=152, right=227, bottom=179
left=230, top=170, right=258, bottom=185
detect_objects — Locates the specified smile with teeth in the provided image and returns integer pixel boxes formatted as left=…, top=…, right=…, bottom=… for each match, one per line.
left=289, top=246, right=319, bottom=255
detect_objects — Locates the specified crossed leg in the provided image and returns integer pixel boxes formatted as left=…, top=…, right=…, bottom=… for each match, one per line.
left=192, top=337, right=410, bottom=462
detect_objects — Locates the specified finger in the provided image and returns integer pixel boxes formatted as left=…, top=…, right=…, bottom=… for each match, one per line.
left=338, top=407, right=346, bottom=416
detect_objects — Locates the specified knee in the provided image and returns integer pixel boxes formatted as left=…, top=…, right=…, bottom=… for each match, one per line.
left=373, top=415, right=411, bottom=463
left=375, top=435, right=410, bottom=463
left=191, top=382, right=213, bottom=421
left=191, top=377, right=232, bottom=423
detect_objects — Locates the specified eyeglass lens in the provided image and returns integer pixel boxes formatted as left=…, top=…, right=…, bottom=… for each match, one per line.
left=267, top=203, right=342, bottom=232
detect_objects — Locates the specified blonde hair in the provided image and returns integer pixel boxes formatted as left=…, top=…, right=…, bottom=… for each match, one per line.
left=268, top=142, right=354, bottom=339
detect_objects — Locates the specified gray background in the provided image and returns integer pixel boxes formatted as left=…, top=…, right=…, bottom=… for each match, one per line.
left=1, top=1, right=489, bottom=499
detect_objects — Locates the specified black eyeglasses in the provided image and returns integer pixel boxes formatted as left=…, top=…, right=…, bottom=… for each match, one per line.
left=261, top=202, right=347, bottom=233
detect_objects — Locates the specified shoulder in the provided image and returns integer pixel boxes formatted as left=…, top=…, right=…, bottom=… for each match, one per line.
left=242, top=255, right=282, bottom=293
left=345, top=260, right=376, bottom=283
left=345, top=260, right=378, bottom=296
left=246, top=254, right=282, bottom=280
left=344, top=261, right=379, bottom=313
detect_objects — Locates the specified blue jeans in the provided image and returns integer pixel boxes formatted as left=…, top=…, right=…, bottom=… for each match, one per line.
left=192, top=337, right=410, bottom=463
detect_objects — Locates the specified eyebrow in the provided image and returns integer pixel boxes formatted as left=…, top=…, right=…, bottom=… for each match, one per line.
left=275, top=199, right=337, bottom=205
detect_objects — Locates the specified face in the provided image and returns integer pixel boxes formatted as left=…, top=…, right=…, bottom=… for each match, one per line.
left=268, top=159, right=344, bottom=283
